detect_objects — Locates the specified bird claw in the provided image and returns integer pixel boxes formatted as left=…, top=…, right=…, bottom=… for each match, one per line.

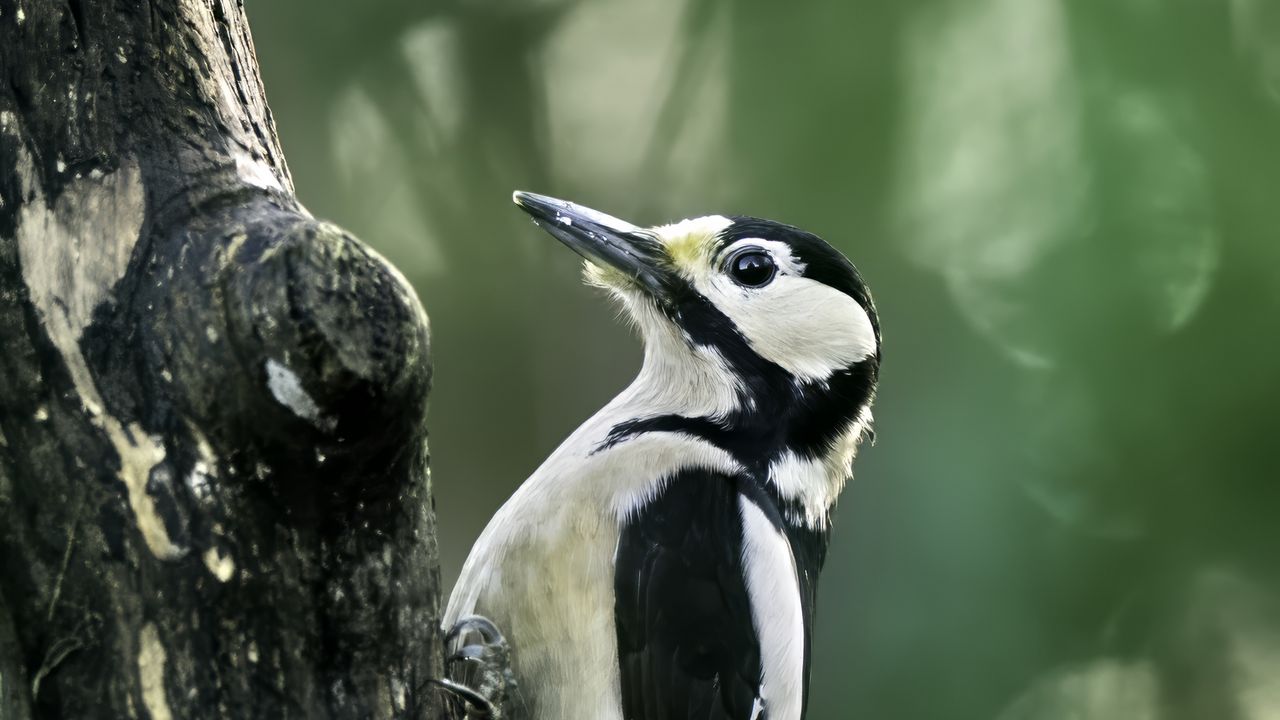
left=432, top=678, right=497, bottom=719
left=449, top=644, right=491, bottom=664
left=437, top=614, right=517, bottom=720
left=445, top=615, right=505, bottom=648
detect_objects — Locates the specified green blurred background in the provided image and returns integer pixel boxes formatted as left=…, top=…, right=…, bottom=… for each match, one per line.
left=247, top=0, right=1280, bottom=716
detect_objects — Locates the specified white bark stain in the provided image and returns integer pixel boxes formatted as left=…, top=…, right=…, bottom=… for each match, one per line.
left=202, top=547, right=235, bottom=582
left=265, top=359, right=335, bottom=431
left=12, top=144, right=184, bottom=560
left=137, top=623, right=173, bottom=720
left=233, top=149, right=284, bottom=193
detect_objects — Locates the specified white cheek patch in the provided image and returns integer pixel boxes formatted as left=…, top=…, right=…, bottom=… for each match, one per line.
left=706, top=274, right=877, bottom=382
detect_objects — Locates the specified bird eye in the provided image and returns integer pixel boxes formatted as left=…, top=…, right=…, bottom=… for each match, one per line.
left=726, top=249, right=776, bottom=288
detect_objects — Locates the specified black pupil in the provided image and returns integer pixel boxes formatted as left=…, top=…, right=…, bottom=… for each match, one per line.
left=731, top=252, right=775, bottom=287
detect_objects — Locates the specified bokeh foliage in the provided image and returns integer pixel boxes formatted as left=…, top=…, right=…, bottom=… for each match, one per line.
left=248, top=0, right=1280, bottom=716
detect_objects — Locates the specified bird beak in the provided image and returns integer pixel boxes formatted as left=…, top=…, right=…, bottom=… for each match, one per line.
left=513, top=191, right=674, bottom=301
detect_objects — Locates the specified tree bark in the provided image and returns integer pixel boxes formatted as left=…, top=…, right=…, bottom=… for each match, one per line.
left=0, top=0, right=444, bottom=717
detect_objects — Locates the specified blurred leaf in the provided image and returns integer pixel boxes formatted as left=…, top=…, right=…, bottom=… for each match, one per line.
left=1016, top=370, right=1145, bottom=539
left=894, top=0, right=1088, bottom=367
left=1162, top=569, right=1280, bottom=720
left=894, top=0, right=1218, bottom=367
left=997, top=660, right=1158, bottom=720
left=1231, top=0, right=1280, bottom=107
left=331, top=85, right=446, bottom=274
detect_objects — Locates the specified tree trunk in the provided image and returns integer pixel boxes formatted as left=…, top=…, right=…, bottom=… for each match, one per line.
left=0, top=0, right=445, bottom=717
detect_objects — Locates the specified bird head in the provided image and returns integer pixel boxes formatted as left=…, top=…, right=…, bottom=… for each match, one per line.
left=514, top=191, right=880, bottom=487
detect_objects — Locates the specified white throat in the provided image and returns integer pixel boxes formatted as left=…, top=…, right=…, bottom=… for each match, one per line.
left=607, top=287, right=742, bottom=422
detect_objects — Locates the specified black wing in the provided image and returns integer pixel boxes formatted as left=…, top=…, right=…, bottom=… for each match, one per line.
left=614, top=469, right=763, bottom=720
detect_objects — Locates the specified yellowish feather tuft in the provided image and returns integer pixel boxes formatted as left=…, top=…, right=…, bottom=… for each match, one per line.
left=654, top=215, right=733, bottom=278
left=582, top=259, right=626, bottom=289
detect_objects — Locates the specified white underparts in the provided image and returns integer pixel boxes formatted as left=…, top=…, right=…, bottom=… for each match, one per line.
left=739, top=497, right=805, bottom=720
left=445, top=371, right=743, bottom=719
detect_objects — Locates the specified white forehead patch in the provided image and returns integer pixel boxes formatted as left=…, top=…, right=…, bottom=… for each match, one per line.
left=654, top=214, right=733, bottom=241
left=652, top=215, right=734, bottom=272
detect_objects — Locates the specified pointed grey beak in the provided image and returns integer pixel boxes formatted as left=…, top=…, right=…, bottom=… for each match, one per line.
left=512, top=191, right=675, bottom=300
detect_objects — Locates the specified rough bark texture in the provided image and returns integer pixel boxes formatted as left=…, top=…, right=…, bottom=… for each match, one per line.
left=0, top=0, right=445, bottom=717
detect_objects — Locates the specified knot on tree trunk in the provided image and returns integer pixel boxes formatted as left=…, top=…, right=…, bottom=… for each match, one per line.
left=132, top=195, right=433, bottom=520
left=1, top=0, right=450, bottom=714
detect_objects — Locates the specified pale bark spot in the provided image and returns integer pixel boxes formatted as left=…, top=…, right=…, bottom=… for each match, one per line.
left=202, top=547, right=235, bottom=583
left=265, top=359, right=335, bottom=431
left=233, top=150, right=284, bottom=193
left=15, top=151, right=183, bottom=559
left=137, top=623, right=173, bottom=720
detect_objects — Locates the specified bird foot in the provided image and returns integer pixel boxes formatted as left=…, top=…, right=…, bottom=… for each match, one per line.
left=435, top=615, right=517, bottom=719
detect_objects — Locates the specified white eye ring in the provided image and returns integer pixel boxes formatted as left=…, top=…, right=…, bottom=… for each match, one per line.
left=724, top=247, right=777, bottom=288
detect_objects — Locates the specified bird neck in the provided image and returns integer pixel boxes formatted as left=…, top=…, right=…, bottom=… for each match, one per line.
left=610, top=331, right=875, bottom=479
left=612, top=325, right=743, bottom=421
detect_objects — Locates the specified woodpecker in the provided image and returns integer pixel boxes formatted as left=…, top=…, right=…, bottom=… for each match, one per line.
left=444, top=192, right=881, bottom=720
